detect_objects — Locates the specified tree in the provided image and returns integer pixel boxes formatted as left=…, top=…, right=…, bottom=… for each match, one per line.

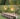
left=15, top=6, right=20, bottom=14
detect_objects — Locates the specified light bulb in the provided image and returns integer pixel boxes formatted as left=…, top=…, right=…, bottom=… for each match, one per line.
left=11, top=8, right=13, bottom=11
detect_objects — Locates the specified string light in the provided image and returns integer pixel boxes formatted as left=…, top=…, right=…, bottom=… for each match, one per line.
left=4, top=6, right=7, bottom=10
left=10, top=8, right=15, bottom=11
left=11, top=8, right=13, bottom=11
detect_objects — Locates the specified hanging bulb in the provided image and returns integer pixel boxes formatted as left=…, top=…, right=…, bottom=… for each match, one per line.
left=4, top=6, right=7, bottom=10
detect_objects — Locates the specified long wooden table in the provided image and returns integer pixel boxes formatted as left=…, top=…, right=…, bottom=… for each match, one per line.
left=2, top=13, right=16, bottom=19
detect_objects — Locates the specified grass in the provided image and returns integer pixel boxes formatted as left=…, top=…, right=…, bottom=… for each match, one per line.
left=0, top=13, right=20, bottom=19
left=0, top=13, right=8, bottom=19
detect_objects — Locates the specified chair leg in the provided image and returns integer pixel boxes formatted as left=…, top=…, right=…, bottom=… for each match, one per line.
left=8, top=18, right=10, bottom=19
left=13, top=17, right=16, bottom=19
